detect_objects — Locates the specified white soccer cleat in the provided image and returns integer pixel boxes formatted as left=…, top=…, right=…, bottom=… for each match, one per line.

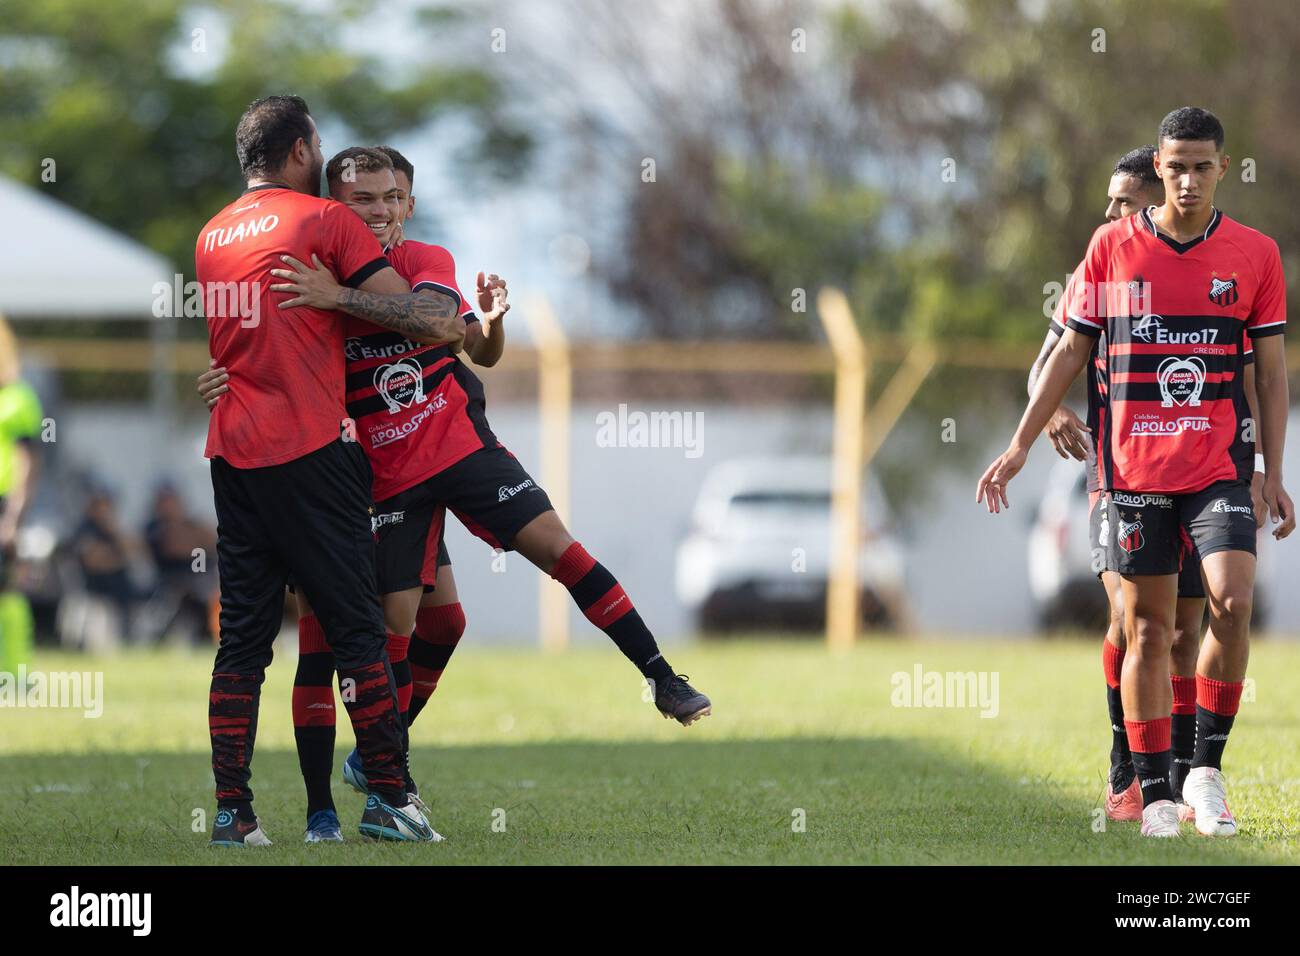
left=1139, top=799, right=1183, bottom=838
left=1182, top=766, right=1237, bottom=837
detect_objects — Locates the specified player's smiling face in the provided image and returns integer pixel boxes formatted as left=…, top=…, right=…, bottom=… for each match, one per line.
left=1155, top=138, right=1228, bottom=216
left=332, top=168, right=403, bottom=245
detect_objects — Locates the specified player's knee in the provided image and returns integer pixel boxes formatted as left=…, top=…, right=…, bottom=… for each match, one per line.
left=1128, top=616, right=1171, bottom=656
left=1210, top=589, right=1252, bottom=636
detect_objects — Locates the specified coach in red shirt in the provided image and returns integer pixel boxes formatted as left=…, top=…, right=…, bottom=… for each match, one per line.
left=195, top=95, right=463, bottom=845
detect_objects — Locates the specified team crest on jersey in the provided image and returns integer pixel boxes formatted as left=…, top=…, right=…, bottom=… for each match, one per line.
left=1209, top=274, right=1238, bottom=307
left=374, top=358, right=427, bottom=413
left=1156, top=356, right=1206, bottom=407
left=1116, top=513, right=1144, bottom=555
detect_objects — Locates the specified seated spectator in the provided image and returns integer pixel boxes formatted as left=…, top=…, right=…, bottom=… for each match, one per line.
left=143, top=481, right=216, bottom=642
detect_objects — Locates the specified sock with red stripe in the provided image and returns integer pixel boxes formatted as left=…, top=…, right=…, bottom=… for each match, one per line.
left=408, top=604, right=465, bottom=727
left=292, top=614, right=337, bottom=817
left=1192, top=675, right=1242, bottom=770
left=1102, top=640, right=1130, bottom=772
left=336, top=657, right=406, bottom=804
left=209, top=670, right=264, bottom=812
left=387, top=632, right=413, bottom=789
left=1170, top=674, right=1197, bottom=800
left=1126, top=717, right=1173, bottom=806
left=550, top=542, right=674, bottom=686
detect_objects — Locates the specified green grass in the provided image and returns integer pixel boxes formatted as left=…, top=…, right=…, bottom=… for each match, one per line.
left=2, top=638, right=1298, bottom=864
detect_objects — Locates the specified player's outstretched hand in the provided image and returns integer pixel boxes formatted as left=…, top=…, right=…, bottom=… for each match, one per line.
left=976, top=446, right=1027, bottom=514
left=270, top=254, right=343, bottom=309
left=1046, top=407, right=1090, bottom=461
left=477, top=271, right=510, bottom=324
left=1262, top=474, right=1296, bottom=539
left=197, top=359, right=229, bottom=411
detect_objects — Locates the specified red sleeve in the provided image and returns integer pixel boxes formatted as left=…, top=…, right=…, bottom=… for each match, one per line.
left=319, top=202, right=388, bottom=288
left=407, top=246, right=479, bottom=324
left=1050, top=262, right=1084, bottom=336
left=1247, top=239, right=1286, bottom=339
left=1064, top=230, right=1108, bottom=338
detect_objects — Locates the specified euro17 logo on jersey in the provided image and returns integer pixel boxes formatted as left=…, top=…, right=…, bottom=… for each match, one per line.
left=1209, top=273, right=1238, bottom=307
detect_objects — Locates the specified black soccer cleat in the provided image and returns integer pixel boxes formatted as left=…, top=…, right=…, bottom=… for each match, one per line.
left=358, top=793, right=443, bottom=842
left=654, top=674, right=712, bottom=726
left=209, top=807, right=273, bottom=847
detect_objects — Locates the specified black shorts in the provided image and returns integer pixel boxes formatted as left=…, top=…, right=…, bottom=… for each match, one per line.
left=1176, top=527, right=1205, bottom=599
left=373, top=445, right=552, bottom=594
left=1088, top=491, right=1113, bottom=577
left=210, top=439, right=386, bottom=673
left=1102, top=480, right=1256, bottom=578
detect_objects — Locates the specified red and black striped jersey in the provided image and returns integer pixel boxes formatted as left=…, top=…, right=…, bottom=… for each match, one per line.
left=341, top=241, right=493, bottom=501
left=1065, top=208, right=1283, bottom=493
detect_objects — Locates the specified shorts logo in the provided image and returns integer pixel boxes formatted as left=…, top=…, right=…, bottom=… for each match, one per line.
left=371, top=510, right=405, bottom=532
left=498, top=479, right=535, bottom=502
left=1156, top=356, right=1206, bottom=407
left=1111, top=492, right=1173, bottom=509
left=1209, top=274, right=1239, bottom=307
left=375, top=358, right=426, bottom=413
left=1211, top=499, right=1253, bottom=515
left=1116, top=512, right=1145, bottom=555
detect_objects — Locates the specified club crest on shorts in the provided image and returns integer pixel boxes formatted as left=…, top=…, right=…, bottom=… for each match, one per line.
left=1209, top=273, right=1238, bottom=307
left=375, top=358, right=426, bottom=413
left=1156, top=355, right=1206, bottom=407
left=1116, top=512, right=1144, bottom=555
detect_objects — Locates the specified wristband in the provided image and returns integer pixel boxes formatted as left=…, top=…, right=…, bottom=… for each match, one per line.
left=1255, top=453, right=1266, bottom=475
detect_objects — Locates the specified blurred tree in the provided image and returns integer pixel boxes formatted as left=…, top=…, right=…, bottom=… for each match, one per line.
left=506, top=0, right=1298, bottom=346
left=0, top=0, right=530, bottom=287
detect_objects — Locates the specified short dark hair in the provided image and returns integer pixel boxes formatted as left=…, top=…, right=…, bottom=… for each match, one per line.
left=374, top=146, right=415, bottom=188
left=235, top=95, right=314, bottom=179
left=1114, top=145, right=1160, bottom=186
left=325, top=147, right=394, bottom=188
left=1158, top=107, right=1224, bottom=150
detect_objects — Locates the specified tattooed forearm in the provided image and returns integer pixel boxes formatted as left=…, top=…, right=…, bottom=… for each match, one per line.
left=335, top=288, right=464, bottom=345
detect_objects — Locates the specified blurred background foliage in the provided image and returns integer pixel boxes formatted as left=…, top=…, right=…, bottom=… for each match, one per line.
left=1, top=0, right=1296, bottom=344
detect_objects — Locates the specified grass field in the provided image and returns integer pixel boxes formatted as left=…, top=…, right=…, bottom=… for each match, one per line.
left=2, top=638, right=1298, bottom=865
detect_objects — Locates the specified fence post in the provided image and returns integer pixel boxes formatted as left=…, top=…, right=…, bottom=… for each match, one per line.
left=816, top=288, right=869, bottom=653
left=524, top=297, right=572, bottom=652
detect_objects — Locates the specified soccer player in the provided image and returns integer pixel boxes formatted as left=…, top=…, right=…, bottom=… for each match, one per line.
left=0, top=317, right=43, bottom=676
left=1028, top=145, right=1265, bottom=823
left=196, top=96, right=465, bottom=845
left=203, top=146, right=711, bottom=842
left=979, top=107, right=1294, bottom=837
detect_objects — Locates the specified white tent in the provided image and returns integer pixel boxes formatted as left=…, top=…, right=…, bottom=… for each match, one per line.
left=0, top=175, right=175, bottom=319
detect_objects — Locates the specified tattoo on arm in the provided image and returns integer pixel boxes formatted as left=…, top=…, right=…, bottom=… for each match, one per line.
left=1028, top=332, right=1061, bottom=396
left=336, top=288, right=462, bottom=341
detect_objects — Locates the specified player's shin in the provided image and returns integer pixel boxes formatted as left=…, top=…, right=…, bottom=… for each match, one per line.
left=292, top=614, right=338, bottom=817
left=408, top=603, right=465, bottom=726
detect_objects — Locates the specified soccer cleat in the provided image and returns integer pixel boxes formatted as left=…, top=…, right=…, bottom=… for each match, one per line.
left=209, top=808, right=273, bottom=847
left=1104, top=764, right=1142, bottom=822
left=304, top=809, right=344, bottom=843
left=342, top=748, right=367, bottom=794
left=357, top=793, right=443, bottom=842
left=655, top=674, right=712, bottom=726
left=1182, top=766, right=1237, bottom=837
left=1139, top=799, right=1183, bottom=838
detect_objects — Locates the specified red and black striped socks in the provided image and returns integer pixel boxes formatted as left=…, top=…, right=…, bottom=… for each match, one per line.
left=1101, top=640, right=1131, bottom=771
left=291, top=614, right=336, bottom=816
left=1170, top=674, right=1198, bottom=799
left=550, top=542, right=674, bottom=686
left=408, top=603, right=466, bottom=727
left=1192, top=675, right=1242, bottom=771
left=1125, top=717, right=1173, bottom=807
left=209, top=670, right=263, bottom=816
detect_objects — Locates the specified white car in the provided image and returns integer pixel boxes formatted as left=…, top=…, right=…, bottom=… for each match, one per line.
left=675, top=457, right=908, bottom=632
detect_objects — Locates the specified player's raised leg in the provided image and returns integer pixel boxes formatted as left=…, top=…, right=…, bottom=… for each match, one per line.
left=513, top=510, right=711, bottom=725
